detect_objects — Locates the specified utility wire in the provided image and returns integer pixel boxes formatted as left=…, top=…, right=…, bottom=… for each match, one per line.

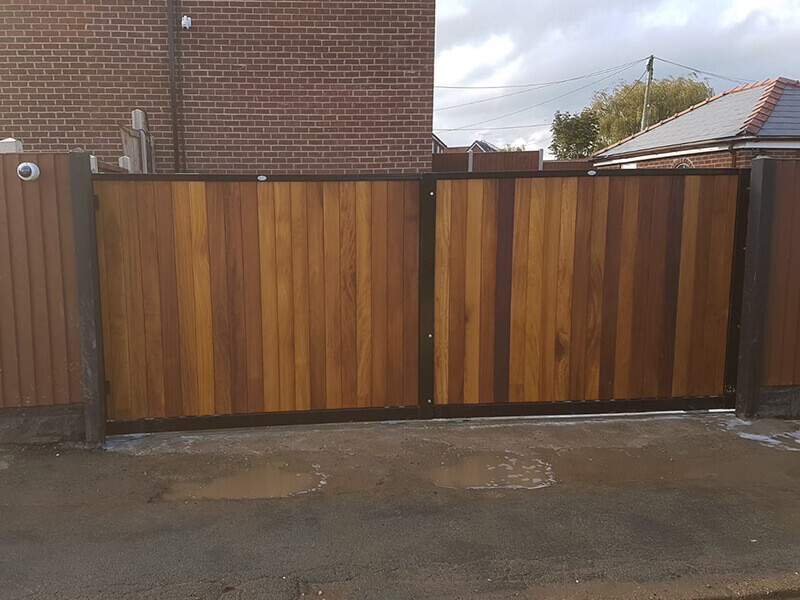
left=434, top=57, right=648, bottom=90
left=653, top=56, right=750, bottom=85
left=435, top=58, right=648, bottom=112
left=434, top=123, right=551, bottom=132
left=443, top=61, right=639, bottom=131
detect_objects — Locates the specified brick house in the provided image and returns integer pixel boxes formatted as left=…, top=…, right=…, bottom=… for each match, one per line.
left=0, top=1, right=435, bottom=174
left=593, top=77, right=800, bottom=169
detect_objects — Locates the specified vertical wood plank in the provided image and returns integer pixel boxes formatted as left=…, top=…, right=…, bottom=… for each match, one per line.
left=189, top=182, right=215, bottom=415
left=402, top=180, right=420, bottom=407
left=584, top=177, right=609, bottom=400
left=257, top=183, right=281, bottom=412
left=386, top=182, right=406, bottom=407
left=206, top=182, right=233, bottom=415
left=340, top=181, right=359, bottom=408
left=493, top=178, right=515, bottom=404
left=672, top=177, right=701, bottom=396
left=153, top=182, right=183, bottom=417
left=537, top=178, right=561, bottom=401
left=613, top=178, right=639, bottom=399
left=434, top=180, right=452, bottom=405
left=554, top=177, right=577, bottom=401
left=290, top=182, right=312, bottom=411
left=37, top=154, right=70, bottom=404
left=323, top=181, right=343, bottom=408
left=507, top=178, right=530, bottom=402
left=240, top=182, right=264, bottom=414
left=136, top=182, right=166, bottom=418
left=599, top=178, right=624, bottom=399
left=463, top=179, right=484, bottom=404
left=355, top=181, right=373, bottom=407
left=224, top=182, right=248, bottom=414
left=274, top=182, right=296, bottom=410
left=370, top=181, right=389, bottom=406
left=306, top=182, right=328, bottom=410
left=0, top=158, right=20, bottom=406
left=447, top=180, right=468, bottom=404
left=568, top=177, right=593, bottom=400
left=478, top=179, right=498, bottom=403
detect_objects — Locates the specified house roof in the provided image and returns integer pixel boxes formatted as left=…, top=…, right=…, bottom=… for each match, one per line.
left=595, top=77, right=800, bottom=158
left=441, top=140, right=499, bottom=154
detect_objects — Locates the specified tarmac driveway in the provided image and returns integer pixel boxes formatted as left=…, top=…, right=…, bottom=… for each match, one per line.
left=1, top=412, right=799, bottom=599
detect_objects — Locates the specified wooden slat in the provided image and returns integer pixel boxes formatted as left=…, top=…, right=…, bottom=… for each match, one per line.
left=306, top=182, right=327, bottom=410
left=462, top=179, right=484, bottom=404
left=0, top=157, right=21, bottom=406
left=507, top=178, right=530, bottom=403
left=386, top=182, right=406, bottom=407
left=136, top=182, right=166, bottom=417
left=447, top=180, right=468, bottom=404
left=290, top=182, right=311, bottom=411
left=599, top=178, right=624, bottom=399
left=554, top=177, right=577, bottom=401
left=240, top=182, right=264, bottom=413
left=402, top=180, right=420, bottom=407
left=370, top=181, right=389, bottom=406
left=257, top=182, right=281, bottom=412
left=434, top=180, right=452, bottom=404
left=153, top=181, right=183, bottom=417
left=568, top=177, right=593, bottom=400
left=583, top=177, right=609, bottom=400
left=340, top=181, right=359, bottom=408
left=223, top=182, right=247, bottom=414
left=37, top=155, right=70, bottom=404
left=323, top=181, right=342, bottom=409
left=478, top=179, right=497, bottom=404
left=613, top=177, right=639, bottom=399
left=274, top=182, right=296, bottom=410
left=537, top=177, right=560, bottom=401
left=355, top=181, right=372, bottom=408
left=206, top=182, right=233, bottom=415
left=4, top=155, right=37, bottom=406
left=94, top=182, right=112, bottom=414
left=493, top=178, right=515, bottom=403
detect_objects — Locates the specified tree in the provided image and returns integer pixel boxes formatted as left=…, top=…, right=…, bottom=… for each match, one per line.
left=549, top=75, right=713, bottom=157
left=549, top=109, right=600, bottom=159
left=590, top=75, right=713, bottom=149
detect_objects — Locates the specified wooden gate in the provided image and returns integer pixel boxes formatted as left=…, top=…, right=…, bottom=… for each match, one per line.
left=94, top=177, right=419, bottom=425
left=95, top=169, right=746, bottom=432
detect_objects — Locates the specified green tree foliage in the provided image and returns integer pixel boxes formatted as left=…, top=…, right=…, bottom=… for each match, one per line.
left=549, top=75, right=714, bottom=158
left=548, top=109, right=600, bottom=159
left=590, top=75, right=713, bottom=149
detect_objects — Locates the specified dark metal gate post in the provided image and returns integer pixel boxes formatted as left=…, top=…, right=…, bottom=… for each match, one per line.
left=418, top=174, right=437, bottom=418
left=69, top=151, right=106, bottom=445
left=736, top=158, right=777, bottom=418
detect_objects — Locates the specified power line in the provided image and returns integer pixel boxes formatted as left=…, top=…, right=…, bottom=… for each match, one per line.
left=434, top=123, right=551, bottom=132
left=653, top=56, right=750, bottom=85
left=443, top=61, right=639, bottom=131
left=434, top=57, right=648, bottom=90
left=434, top=58, right=648, bottom=112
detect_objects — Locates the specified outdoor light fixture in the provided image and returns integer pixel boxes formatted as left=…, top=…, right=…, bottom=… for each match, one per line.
left=16, top=162, right=40, bottom=181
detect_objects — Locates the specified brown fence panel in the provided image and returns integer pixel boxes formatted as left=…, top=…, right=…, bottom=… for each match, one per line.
left=0, top=154, right=83, bottom=408
left=762, top=160, right=800, bottom=386
left=94, top=179, right=419, bottom=420
left=434, top=173, right=740, bottom=405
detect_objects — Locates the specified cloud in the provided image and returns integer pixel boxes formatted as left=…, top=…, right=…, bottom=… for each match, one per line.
left=433, top=0, right=800, bottom=155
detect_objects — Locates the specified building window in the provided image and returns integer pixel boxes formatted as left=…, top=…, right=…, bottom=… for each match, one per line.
left=674, top=159, right=693, bottom=169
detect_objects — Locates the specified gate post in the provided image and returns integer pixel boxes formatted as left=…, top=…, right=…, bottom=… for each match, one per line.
left=736, top=157, right=777, bottom=418
left=418, top=174, right=437, bottom=418
left=69, top=151, right=106, bottom=444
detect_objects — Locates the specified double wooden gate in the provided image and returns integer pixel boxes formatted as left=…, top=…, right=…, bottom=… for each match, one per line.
left=94, top=170, right=746, bottom=432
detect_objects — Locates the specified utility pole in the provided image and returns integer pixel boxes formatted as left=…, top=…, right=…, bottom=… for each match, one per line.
left=640, top=55, right=654, bottom=131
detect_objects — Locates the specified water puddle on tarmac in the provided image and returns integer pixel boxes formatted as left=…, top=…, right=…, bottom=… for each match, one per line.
left=430, top=452, right=554, bottom=490
left=162, top=462, right=327, bottom=501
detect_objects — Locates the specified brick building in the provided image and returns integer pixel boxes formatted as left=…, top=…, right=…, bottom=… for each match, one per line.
left=0, top=1, right=435, bottom=174
left=593, top=77, right=800, bottom=169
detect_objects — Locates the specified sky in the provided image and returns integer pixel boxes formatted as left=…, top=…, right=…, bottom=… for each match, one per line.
left=433, top=0, right=800, bottom=155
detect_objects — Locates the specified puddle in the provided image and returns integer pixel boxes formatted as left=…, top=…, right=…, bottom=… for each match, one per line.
left=430, top=452, right=554, bottom=490
left=162, top=462, right=327, bottom=501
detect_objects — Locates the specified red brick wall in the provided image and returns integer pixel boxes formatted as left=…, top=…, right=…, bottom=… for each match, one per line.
left=600, top=148, right=800, bottom=170
left=0, top=0, right=434, bottom=174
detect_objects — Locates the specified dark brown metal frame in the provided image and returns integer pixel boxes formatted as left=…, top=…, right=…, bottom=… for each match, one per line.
left=95, top=167, right=748, bottom=436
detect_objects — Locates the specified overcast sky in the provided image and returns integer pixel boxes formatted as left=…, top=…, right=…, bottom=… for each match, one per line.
left=433, top=0, right=800, bottom=155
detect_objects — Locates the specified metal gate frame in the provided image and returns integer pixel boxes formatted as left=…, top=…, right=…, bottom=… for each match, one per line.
left=92, top=167, right=750, bottom=436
